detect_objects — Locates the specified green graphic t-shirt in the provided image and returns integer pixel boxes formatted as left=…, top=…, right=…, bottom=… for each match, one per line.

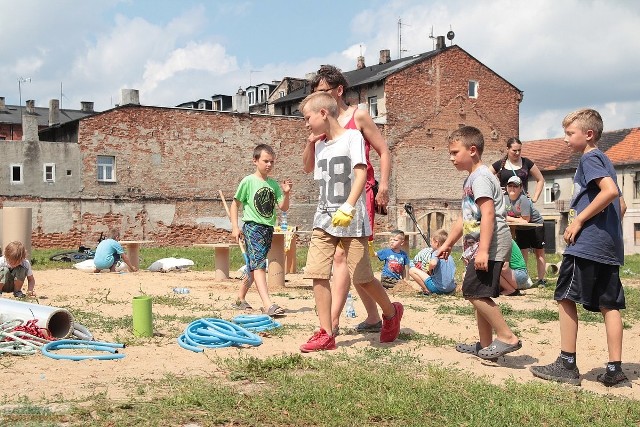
left=234, top=175, right=283, bottom=226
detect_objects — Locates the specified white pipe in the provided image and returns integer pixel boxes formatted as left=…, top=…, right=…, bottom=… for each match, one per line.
left=0, top=299, right=74, bottom=338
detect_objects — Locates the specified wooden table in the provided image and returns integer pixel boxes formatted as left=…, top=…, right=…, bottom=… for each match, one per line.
left=194, top=243, right=240, bottom=280
left=376, top=231, right=423, bottom=253
left=120, top=240, right=154, bottom=270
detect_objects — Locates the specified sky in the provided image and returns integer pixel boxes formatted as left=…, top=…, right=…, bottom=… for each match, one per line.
left=1, top=0, right=639, bottom=141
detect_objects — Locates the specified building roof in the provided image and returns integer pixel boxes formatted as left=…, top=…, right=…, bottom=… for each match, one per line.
left=271, top=45, right=522, bottom=106
left=0, top=104, right=95, bottom=127
left=523, top=127, right=640, bottom=171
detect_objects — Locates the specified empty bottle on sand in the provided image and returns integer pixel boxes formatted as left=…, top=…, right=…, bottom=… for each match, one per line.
left=345, top=292, right=356, bottom=318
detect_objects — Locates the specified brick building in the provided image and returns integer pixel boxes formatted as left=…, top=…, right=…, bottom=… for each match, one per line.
left=1, top=42, right=522, bottom=249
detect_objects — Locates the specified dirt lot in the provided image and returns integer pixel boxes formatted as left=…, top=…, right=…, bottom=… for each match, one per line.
left=2, top=268, right=638, bottom=402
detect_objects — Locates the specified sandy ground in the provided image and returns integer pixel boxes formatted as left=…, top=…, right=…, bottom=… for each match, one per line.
left=1, top=267, right=639, bottom=403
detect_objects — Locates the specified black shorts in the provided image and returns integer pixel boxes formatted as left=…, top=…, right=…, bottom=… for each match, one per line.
left=515, top=226, right=545, bottom=250
left=462, top=260, right=503, bottom=299
left=554, top=255, right=625, bottom=312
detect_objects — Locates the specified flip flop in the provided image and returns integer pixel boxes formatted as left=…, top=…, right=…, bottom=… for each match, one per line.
left=455, top=342, right=498, bottom=362
left=477, top=339, right=522, bottom=360
left=262, top=304, right=286, bottom=318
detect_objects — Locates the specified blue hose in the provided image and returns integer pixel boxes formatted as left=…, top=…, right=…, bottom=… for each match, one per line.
left=233, top=314, right=282, bottom=332
left=42, top=339, right=125, bottom=361
left=177, top=318, right=262, bottom=353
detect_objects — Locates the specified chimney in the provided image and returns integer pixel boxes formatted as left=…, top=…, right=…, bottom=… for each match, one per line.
left=120, top=89, right=140, bottom=105
left=379, top=49, right=391, bottom=64
left=49, top=99, right=60, bottom=126
left=356, top=55, right=366, bottom=70
left=81, top=101, right=94, bottom=113
left=232, top=87, right=249, bottom=113
left=0, top=97, right=7, bottom=112
left=22, top=100, right=39, bottom=141
left=436, top=35, right=446, bottom=50
left=25, top=99, right=36, bottom=114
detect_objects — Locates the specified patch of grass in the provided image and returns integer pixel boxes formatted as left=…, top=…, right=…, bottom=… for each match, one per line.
left=18, top=351, right=639, bottom=426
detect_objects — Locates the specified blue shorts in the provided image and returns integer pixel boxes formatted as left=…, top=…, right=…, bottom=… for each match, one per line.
left=243, top=221, right=273, bottom=271
left=424, top=277, right=452, bottom=295
left=514, top=268, right=531, bottom=289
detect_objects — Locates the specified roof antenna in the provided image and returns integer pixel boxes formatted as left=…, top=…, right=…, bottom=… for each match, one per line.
left=397, top=18, right=410, bottom=59
left=428, top=26, right=436, bottom=50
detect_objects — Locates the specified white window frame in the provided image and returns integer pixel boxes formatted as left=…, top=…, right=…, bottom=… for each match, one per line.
left=248, top=91, right=256, bottom=105
left=544, top=182, right=556, bottom=204
left=468, top=80, right=478, bottom=98
left=198, top=101, right=206, bottom=110
left=279, top=90, right=285, bottom=98
left=368, top=96, right=378, bottom=117
left=43, top=163, right=56, bottom=183
left=10, top=163, right=23, bottom=184
left=259, top=87, right=268, bottom=103
left=97, top=155, right=116, bottom=182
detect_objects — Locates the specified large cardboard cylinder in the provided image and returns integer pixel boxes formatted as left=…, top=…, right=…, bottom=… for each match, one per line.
left=132, top=295, right=153, bottom=337
left=1, top=207, right=32, bottom=259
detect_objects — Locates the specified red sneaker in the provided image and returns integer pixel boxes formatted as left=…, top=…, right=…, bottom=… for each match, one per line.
left=380, top=302, right=404, bottom=343
left=300, top=328, right=337, bottom=353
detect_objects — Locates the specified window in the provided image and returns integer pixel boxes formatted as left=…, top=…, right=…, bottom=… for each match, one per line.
left=213, top=100, right=222, bottom=111
left=10, top=164, right=23, bottom=184
left=544, top=182, right=557, bottom=203
left=468, top=80, right=478, bottom=98
left=368, top=96, right=378, bottom=117
left=198, top=101, right=206, bottom=110
left=97, top=155, right=116, bottom=182
left=635, top=224, right=640, bottom=245
left=259, top=88, right=268, bottom=103
left=279, top=90, right=285, bottom=98
left=248, top=91, right=256, bottom=105
left=43, top=163, right=56, bottom=183
left=634, top=171, right=640, bottom=198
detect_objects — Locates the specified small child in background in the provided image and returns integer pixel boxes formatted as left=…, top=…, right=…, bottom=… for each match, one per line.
left=376, top=230, right=410, bottom=289
left=93, top=229, right=138, bottom=273
left=0, top=241, right=36, bottom=298
left=500, top=239, right=533, bottom=296
left=409, top=229, right=456, bottom=295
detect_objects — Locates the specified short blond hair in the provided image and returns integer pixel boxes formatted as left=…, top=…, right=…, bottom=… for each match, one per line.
left=432, top=228, right=448, bottom=245
left=391, top=229, right=406, bottom=241
left=4, top=241, right=26, bottom=263
left=299, top=92, right=338, bottom=118
left=448, top=126, right=485, bottom=156
left=562, top=108, right=603, bottom=142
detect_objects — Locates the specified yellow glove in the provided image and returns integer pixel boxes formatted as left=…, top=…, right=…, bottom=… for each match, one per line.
left=331, top=203, right=355, bottom=227
left=368, top=240, right=375, bottom=257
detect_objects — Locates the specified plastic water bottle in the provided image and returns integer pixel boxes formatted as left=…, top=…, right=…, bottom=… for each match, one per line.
left=345, top=292, right=356, bottom=318
left=173, top=287, right=190, bottom=294
left=281, top=211, right=288, bottom=231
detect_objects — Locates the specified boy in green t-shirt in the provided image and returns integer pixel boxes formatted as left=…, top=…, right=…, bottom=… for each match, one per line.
left=500, top=240, right=533, bottom=296
left=230, top=144, right=292, bottom=316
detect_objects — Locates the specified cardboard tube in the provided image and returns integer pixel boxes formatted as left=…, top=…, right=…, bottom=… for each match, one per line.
left=132, top=295, right=153, bottom=337
left=1, top=207, right=32, bottom=258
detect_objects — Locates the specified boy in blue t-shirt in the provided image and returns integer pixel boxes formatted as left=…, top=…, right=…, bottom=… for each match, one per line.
left=93, top=229, right=137, bottom=272
left=376, top=230, right=410, bottom=289
left=530, top=109, right=629, bottom=387
left=409, top=229, right=456, bottom=295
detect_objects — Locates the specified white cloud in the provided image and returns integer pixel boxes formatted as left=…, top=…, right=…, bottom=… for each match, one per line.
left=141, top=42, right=238, bottom=92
